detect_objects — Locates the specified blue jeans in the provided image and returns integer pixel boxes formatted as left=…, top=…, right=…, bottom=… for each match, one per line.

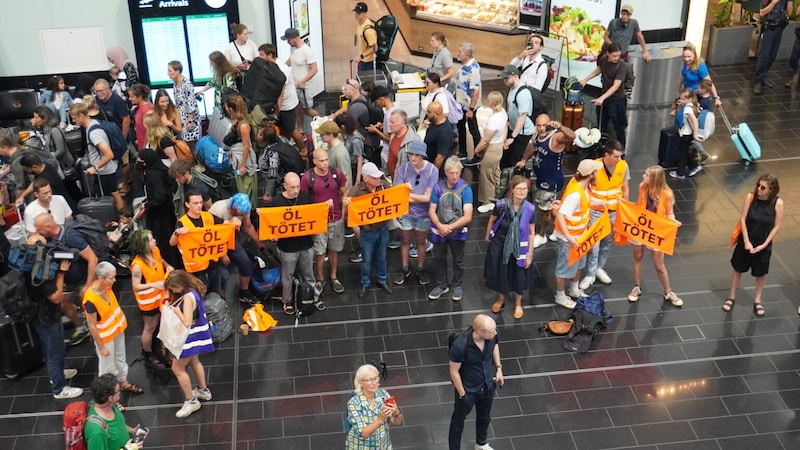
left=755, top=24, right=785, bottom=83
left=788, top=35, right=800, bottom=77
left=598, top=97, right=628, bottom=146
left=585, top=209, right=616, bottom=278
left=360, top=227, right=389, bottom=286
left=33, top=321, right=67, bottom=394
left=448, top=385, right=495, bottom=450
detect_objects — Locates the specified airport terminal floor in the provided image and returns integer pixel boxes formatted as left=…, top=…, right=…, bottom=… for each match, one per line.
left=2, top=60, right=800, bottom=449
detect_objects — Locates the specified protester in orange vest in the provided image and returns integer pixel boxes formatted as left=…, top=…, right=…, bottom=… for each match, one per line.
left=553, top=159, right=602, bottom=309
left=83, top=261, right=144, bottom=397
left=627, top=165, right=683, bottom=307
left=581, top=140, right=629, bottom=290
left=169, top=189, right=227, bottom=296
left=130, top=229, right=174, bottom=369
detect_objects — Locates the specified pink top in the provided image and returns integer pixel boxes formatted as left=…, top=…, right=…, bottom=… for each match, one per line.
left=135, top=102, right=154, bottom=150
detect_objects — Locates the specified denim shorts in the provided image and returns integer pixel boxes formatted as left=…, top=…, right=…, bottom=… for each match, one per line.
left=398, top=215, right=431, bottom=232
left=555, top=238, right=586, bottom=279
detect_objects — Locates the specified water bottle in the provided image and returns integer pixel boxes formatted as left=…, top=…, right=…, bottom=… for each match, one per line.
left=209, top=321, right=216, bottom=332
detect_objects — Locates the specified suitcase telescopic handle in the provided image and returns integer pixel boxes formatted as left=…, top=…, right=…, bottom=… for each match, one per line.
left=717, top=104, right=736, bottom=135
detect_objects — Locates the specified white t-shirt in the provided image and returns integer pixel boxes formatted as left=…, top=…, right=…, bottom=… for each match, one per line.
left=421, top=89, right=449, bottom=116
left=554, top=190, right=582, bottom=242
left=484, top=111, right=509, bottom=144
left=289, top=44, right=322, bottom=98
left=678, top=102, right=696, bottom=137
left=208, top=200, right=232, bottom=221
left=276, top=60, right=299, bottom=111
left=24, top=195, right=72, bottom=233
left=224, top=40, right=259, bottom=67
left=511, top=54, right=547, bottom=91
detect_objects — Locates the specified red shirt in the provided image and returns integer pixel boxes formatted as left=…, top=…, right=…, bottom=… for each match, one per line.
left=134, top=102, right=154, bottom=150
left=388, top=129, right=407, bottom=179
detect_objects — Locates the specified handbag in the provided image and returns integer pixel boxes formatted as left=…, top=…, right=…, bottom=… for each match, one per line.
left=157, top=296, right=190, bottom=357
left=731, top=221, right=742, bottom=247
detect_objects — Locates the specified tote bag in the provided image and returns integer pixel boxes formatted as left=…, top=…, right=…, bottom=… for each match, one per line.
left=157, top=297, right=190, bottom=357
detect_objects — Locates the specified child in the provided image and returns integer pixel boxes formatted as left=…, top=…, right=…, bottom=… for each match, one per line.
left=38, top=75, right=73, bottom=128
left=690, top=79, right=714, bottom=163
left=107, top=204, right=136, bottom=245
left=669, top=88, right=702, bottom=179
left=110, top=66, right=127, bottom=99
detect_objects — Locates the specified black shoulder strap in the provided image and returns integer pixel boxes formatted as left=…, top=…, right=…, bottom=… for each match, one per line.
left=309, top=170, right=315, bottom=191
left=519, top=61, right=535, bottom=76
left=233, top=41, right=245, bottom=61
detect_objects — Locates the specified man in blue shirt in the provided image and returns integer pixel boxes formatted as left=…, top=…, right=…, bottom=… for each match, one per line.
left=448, top=314, right=503, bottom=450
left=454, top=42, right=482, bottom=159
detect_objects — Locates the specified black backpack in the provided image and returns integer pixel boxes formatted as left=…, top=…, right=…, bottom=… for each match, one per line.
left=512, top=85, right=547, bottom=123
left=363, top=16, right=398, bottom=62
left=562, top=308, right=605, bottom=354
left=293, top=277, right=315, bottom=319
left=276, top=139, right=306, bottom=175
left=0, top=270, right=35, bottom=322
left=351, top=98, right=385, bottom=127
left=62, top=215, right=111, bottom=263
left=447, top=326, right=473, bottom=355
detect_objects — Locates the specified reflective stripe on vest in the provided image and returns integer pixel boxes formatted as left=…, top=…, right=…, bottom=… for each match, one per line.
left=589, top=158, right=627, bottom=210
left=131, top=247, right=167, bottom=311
left=555, top=178, right=590, bottom=237
left=83, top=288, right=128, bottom=344
left=178, top=212, right=216, bottom=273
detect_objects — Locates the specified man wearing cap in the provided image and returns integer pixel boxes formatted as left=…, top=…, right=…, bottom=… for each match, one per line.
left=552, top=159, right=603, bottom=309
left=423, top=101, right=452, bottom=171
left=282, top=27, right=322, bottom=123
left=428, top=156, right=473, bottom=301
left=345, top=162, right=395, bottom=298
left=454, top=42, right=482, bottom=160
left=500, top=64, right=535, bottom=169
left=517, top=113, right=575, bottom=248
left=260, top=43, right=304, bottom=150
left=580, top=139, right=629, bottom=290
left=301, top=148, right=348, bottom=295
left=579, top=42, right=629, bottom=146
left=605, top=5, right=651, bottom=62
left=353, top=2, right=378, bottom=72
left=315, top=121, right=352, bottom=186
left=392, top=141, right=438, bottom=287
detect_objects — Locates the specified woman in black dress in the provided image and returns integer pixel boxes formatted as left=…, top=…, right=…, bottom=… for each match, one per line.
left=137, top=149, right=180, bottom=268
left=722, top=174, right=784, bottom=317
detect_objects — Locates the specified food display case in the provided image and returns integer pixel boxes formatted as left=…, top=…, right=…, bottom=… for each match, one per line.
left=406, top=0, right=520, bottom=33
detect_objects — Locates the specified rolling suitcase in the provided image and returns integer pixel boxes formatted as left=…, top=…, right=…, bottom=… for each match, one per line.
left=719, top=105, right=760, bottom=165
left=658, top=126, right=681, bottom=168
left=0, top=314, right=43, bottom=380
left=562, top=102, right=584, bottom=151
left=77, top=172, right=116, bottom=225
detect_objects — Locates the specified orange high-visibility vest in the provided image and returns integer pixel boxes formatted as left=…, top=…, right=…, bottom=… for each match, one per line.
left=131, top=247, right=168, bottom=312
left=82, top=287, right=128, bottom=344
left=590, top=159, right=628, bottom=210
left=178, top=211, right=215, bottom=273
left=555, top=178, right=591, bottom=237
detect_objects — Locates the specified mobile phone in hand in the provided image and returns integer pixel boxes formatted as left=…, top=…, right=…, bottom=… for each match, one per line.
left=385, top=396, right=396, bottom=408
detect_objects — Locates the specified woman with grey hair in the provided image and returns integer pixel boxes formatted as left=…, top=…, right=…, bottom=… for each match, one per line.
left=83, top=261, right=144, bottom=397
left=344, top=364, right=402, bottom=449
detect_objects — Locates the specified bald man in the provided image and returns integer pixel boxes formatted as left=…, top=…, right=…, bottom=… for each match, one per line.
left=448, top=314, right=503, bottom=450
left=268, top=172, right=321, bottom=314
left=424, top=101, right=453, bottom=171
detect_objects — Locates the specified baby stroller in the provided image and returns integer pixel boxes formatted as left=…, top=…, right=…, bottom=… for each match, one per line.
left=107, top=198, right=146, bottom=277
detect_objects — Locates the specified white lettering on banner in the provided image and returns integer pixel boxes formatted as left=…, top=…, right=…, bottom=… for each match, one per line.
left=159, top=0, right=190, bottom=8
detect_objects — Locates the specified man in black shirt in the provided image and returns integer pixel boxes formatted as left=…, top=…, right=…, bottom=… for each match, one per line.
left=18, top=153, right=76, bottom=209
left=579, top=43, right=629, bottom=146
left=267, top=172, right=317, bottom=315
left=423, top=102, right=453, bottom=173
left=240, top=43, right=287, bottom=114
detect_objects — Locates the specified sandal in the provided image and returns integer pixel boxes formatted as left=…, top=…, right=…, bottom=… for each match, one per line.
left=513, top=305, right=524, bottom=320
left=753, top=303, right=766, bottom=317
left=491, top=300, right=505, bottom=314
left=722, top=298, right=735, bottom=312
left=283, top=303, right=296, bottom=316
left=120, top=383, right=144, bottom=395
left=313, top=300, right=326, bottom=311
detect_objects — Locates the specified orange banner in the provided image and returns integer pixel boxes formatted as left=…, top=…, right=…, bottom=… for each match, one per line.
left=257, top=203, right=329, bottom=240
left=177, top=223, right=236, bottom=267
left=568, top=210, right=612, bottom=266
left=614, top=200, right=679, bottom=255
left=347, top=184, right=410, bottom=227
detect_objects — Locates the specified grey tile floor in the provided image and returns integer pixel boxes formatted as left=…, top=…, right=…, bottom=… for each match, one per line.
left=2, top=61, right=800, bottom=449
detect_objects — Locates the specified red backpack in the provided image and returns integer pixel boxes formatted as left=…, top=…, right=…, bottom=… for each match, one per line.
left=64, top=401, right=108, bottom=450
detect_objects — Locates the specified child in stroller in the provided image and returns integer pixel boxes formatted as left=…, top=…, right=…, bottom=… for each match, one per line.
left=106, top=199, right=146, bottom=275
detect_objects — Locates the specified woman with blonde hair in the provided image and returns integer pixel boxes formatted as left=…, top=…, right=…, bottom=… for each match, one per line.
left=678, top=43, right=721, bottom=107
left=224, top=95, right=257, bottom=206
left=163, top=270, right=214, bottom=418
left=344, top=364, right=402, bottom=449
left=627, top=165, right=683, bottom=307
left=82, top=94, right=109, bottom=122
left=195, top=50, right=239, bottom=109
left=473, top=91, right=508, bottom=214
left=154, top=88, right=183, bottom=137
left=144, top=111, right=178, bottom=162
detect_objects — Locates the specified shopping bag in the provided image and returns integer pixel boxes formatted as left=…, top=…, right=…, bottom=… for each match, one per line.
left=157, top=297, right=190, bottom=357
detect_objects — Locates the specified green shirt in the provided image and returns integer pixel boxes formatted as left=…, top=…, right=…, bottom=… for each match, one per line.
left=85, top=403, right=129, bottom=450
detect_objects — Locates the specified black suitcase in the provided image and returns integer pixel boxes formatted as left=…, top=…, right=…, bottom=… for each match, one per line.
left=77, top=171, right=116, bottom=225
left=658, top=126, right=681, bottom=168
left=0, top=314, right=44, bottom=380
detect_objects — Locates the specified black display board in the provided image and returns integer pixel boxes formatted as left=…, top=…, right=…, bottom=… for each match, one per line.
left=128, top=0, right=240, bottom=86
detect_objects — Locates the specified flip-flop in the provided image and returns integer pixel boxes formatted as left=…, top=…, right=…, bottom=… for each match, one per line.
left=121, top=383, right=144, bottom=394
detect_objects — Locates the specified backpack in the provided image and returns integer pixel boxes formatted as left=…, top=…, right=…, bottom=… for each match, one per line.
left=308, top=166, right=343, bottom=193
left=433, top=91, right=463, bottom=124
left=293, top=277, right=315, bottom=320
left=351, top=98, right=385, bottom=127
left=63, top=401, right=107, bottom=450
left=363, top=16, right=399, bottom=62
left=447, top=326, right=473, bottom=354
left=435, top=180, right=467, bottom=225
left=494, top=166, right=516, bottom=201
left=196, top=136, right=232, bottom=172
left=7, top=240, right=76, bottom=287
left=519, top=59, right=553, bottom=92
left=190, top=167, right=229, bottom=203
left=512, top=85, right=547, bottom=122
left=248, top=247, right=282, bottom=294
left=172, top=138, right=194, bottom=165
left=203, top=292, right=233, bottom=343
left=62, top=214, right=111, bottom=263
left=87, top=121, right=128, bottom=160
left=697, top=109, right=716, bottom=140
left=562, top=308, right=605, bottom=354
left=0, top=270, right=35, bottom=322
left=622, top=61, right=635, bottom=98
left=276, top=139, right=306, bottom=175
left=563, top=76, right=583, bottom=106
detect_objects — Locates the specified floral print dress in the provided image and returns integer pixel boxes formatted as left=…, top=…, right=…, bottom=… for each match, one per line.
left=173, top=78, right=201, bottom=142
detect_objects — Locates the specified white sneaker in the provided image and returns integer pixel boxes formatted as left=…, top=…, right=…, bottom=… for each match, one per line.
left=477, top=202, right=494, bottom=214
left=628, top=286, right=642, bottom=302
left=578, top=276, right=595, bottom=290
left=595, top=268, right=612, bottom=284
left=664, top=291, right=684, bottom=307
left=64, top=368, right=78, bottom=380
left=566, top=288, right=585, bottom=299
left=533, top=234, right=548, bottom=248
left=54, top=386, right=83, bottom=399
left=548, top=233, right=557, bottom=242
left=555, top=294, right=576, bottom=309
left=176, top=399, right=202, bottom=418
left=193, top=387, right=212, bottom=401
left=475, top=443, right=495, bottom=450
